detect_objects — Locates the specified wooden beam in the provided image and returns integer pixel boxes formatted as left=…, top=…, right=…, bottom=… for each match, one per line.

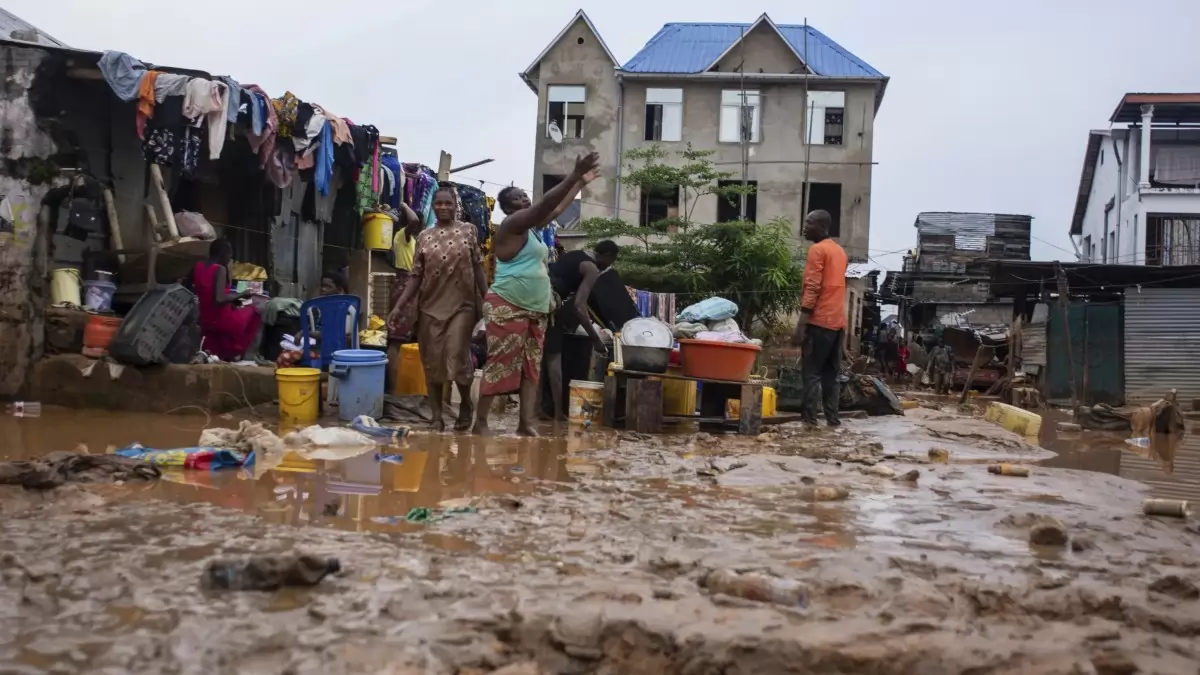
left=102, top=189, right=125, bottom=264
left=379, top=136, right=397, bottom=146
left=148, top=164, right=179, bottom=241
left=437, top=151, right=452, bottom=182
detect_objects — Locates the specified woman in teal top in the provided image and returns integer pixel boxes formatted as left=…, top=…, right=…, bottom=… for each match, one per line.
left=474, top=152, right=600, bottom=436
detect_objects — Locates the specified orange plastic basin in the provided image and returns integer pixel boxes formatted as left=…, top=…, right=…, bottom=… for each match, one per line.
left=677, top=339, right=762, bottom=382
left=83, top=315, right=122, bottom=353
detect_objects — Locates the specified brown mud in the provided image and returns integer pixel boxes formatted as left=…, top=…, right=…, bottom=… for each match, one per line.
left=2, top=403, right=1200, bottom=674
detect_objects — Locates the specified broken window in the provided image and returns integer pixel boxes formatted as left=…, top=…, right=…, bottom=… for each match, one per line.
left=719, top=90, right=760, bottom=143
left=717, top=180, right=757, bottom=223
left=644, top=88, right=683, bottom=142
left=639, top=185, right=679, bottom=226
left=805, top=91, right=845, bottom=146
left=803, top=182, right=842, bottom=237
left=547, top=85, right=586, bottom=139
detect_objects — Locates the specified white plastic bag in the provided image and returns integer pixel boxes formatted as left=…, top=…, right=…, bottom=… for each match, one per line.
left=174, top=211, right=217, bottom=240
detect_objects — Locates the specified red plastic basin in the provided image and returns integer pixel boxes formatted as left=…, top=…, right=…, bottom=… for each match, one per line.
left=677, top=339, right=761, bottom=382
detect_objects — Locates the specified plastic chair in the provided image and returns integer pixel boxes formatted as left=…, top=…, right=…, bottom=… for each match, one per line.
left=298, top=294, right=361, bottom=369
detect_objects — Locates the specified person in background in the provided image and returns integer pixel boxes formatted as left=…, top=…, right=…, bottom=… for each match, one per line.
left=897, top=339, right=910, bottom=383
left=388, top=186, right=487, bottom=432
left=276, top=271, right=353, bottom=368
left=543, top=239, right=619, bottom=420
left=191, top=238, right=262, bottom=362
left=791, top=210, right=848, bottom=428
left=474, top=152, right=600, bottom=436
left=928, top=342, right=955, bottom=395
left=385, top=203, right=423, bottom=388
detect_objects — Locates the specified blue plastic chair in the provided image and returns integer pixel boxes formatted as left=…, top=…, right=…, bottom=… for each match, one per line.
left=298, top=294, right=361, bottom=369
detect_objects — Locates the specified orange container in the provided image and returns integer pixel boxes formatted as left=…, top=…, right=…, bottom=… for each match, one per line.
left=82, top=315, right=122, bottom=356
left=677, top=339, right=761, bottom=382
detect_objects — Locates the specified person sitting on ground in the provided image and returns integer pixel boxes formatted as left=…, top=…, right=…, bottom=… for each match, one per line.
left=543, top=239, right=619, bottom=420
left=474, top=151, right=601, bottom=437
left=190, top=238, right=262, bottom=362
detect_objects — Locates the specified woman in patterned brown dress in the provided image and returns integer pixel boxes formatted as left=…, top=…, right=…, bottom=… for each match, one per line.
left=387, top=186, right=487, bottom=431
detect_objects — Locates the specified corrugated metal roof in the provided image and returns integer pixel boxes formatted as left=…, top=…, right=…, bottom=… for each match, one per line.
left=621, top=22, right=883, bottom=78
left=0, top=7, right=64, bottom=47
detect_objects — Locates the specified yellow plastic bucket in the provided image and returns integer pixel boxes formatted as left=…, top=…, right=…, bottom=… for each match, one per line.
left=277, top=367, right=321, bottom=427
left=725, top=386, right=777, bottom=419
left=568, top=380, right=604, bottom=424
left=393, top=343, right=427, bottom=396
left=662, top=366, right=697, bottom=416
left=362, top=212, right=394, bottom=251
left=51, top=268, right=81, bottom=306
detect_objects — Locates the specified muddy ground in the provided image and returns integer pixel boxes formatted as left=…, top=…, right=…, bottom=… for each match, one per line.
left=2, top=404, right=1200, bottom=674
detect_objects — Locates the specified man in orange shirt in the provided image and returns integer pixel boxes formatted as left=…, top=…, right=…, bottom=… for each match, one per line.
left=792, top=210, right=848, bottom=427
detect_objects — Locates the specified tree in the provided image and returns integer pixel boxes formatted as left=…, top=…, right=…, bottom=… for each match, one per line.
left=580, top=144, right=805, bottom=330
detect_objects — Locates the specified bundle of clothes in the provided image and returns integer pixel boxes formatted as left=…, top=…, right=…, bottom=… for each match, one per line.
left=671, top=297, right=762, bottom=345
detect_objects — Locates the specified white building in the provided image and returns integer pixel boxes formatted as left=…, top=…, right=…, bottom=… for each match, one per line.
left=1070, top=93, right=1200, bottom=266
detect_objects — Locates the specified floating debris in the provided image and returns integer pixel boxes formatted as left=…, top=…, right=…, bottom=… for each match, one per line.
left=988, top=464, right=1030, bottom=477
left=1143, top=499, right=1190, bottom=518
left=703, top=569, right=807, bottom=607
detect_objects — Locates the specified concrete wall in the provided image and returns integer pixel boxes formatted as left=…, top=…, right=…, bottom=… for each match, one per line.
left=530, top=16, right=619, bottom=222
left=1080, top=128, right=1200, bottom=265
left=614, top=79, right=875, bottom=260
left=0, top=45, right=66, bottom=398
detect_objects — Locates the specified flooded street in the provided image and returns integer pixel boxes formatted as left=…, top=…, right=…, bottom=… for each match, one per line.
left=3, top=405, right=1200, bottom=674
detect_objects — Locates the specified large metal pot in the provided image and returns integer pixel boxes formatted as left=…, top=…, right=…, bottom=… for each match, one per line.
left=622, top=345, right=671, bottom=373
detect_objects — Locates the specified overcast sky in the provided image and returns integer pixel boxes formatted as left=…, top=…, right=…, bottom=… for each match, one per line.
left=11, top=0, right=1200, bottom=271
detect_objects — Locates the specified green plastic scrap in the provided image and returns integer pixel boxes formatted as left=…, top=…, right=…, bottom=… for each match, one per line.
left=403, top=506, right=477, bottom=524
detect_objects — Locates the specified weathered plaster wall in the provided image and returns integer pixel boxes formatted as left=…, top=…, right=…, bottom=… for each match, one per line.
left=0, top=44, right=64, bottom=398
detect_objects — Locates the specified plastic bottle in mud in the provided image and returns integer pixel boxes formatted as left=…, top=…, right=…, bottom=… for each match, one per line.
left=203, top=555, right=341, bottom=591
left=704, top=569, right=807, bottom=607
left=987, top=463, right=1029, bottom=477
left=6, top=402, right=41, bottom=417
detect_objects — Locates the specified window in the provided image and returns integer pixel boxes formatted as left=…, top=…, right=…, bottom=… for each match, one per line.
left=803, top=182, right=842, bottom=237
left=543, top=174, right=565, bottom=196
left=717, top=180, right=757, bottom=223
left=547, top=85, right=586, bottom=139
left=805, top=91, right=846, bottom=146
left=644, top=88, right=683, bottom=142
left=719, top=90, right=760, bottom=143
left=639, top=185, right=679, bottom=226
left=1082, top=235, right=1092, bottom=262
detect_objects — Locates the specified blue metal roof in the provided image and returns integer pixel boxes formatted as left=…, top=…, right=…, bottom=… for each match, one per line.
left=620, top=22, right=883, bottom=78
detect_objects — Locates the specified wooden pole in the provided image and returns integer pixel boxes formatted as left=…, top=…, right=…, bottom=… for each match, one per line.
left=1055, top=263, right=1079, bottom=412
left=436, top=151, right=452, bottom=182
left=959, top=345, right=990, bottom=404
left=148, top=164, right=179, bottom=240
left=102, top=189, right=125, bottom=264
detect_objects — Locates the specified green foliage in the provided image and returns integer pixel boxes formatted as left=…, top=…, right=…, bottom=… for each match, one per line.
left=579, top=144, right=805, bottom=329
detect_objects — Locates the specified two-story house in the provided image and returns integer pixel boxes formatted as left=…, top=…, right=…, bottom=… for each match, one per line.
left=1071, top=93, right=1200, bottom=266
left=519, top=11, right=887, bottom=261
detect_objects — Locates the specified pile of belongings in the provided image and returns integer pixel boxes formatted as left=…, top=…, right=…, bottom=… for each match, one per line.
left=776, top=369, right=902, bottom=417
left=672, top=297, right=762, bottom=345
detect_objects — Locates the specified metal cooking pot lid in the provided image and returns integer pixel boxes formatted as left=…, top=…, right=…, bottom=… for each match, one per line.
left=620, top=317, right=673, bottom=348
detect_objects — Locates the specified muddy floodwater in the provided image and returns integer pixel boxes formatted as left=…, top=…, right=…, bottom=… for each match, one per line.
left=3, top=404, right=1200, bottom=674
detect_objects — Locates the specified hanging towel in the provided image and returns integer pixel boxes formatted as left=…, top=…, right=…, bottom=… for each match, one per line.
left=97, top=51, right=146, bottom=101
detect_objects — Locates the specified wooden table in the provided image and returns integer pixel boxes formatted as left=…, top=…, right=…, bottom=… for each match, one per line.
left=602, top=369, right=800, bottom=435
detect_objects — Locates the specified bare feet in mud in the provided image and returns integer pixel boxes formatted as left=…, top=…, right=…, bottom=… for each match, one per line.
left=454, top=403, right=474, bottom=432
left=430, top=419, right=446, bottom=433
left=472, top=421, right=493, bottom=437
left=515, top=422, right=540, bottom=437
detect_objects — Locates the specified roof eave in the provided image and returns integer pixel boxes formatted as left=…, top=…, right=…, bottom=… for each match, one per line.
left=1069, top=131, right=1107, bottom=237
left=700, top=14, right=811, bottom=74
left=519, top=10, right=618, bottom=91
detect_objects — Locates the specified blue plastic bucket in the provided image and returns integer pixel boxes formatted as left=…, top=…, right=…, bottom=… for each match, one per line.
left=83, top=280, right=117, bottom=312
left=330, top=349, right=388, bottom=421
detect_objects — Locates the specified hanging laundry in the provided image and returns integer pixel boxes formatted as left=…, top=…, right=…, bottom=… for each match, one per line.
left=453, top=183, right=491, bottom=246
left=265, top=143, right=296, bottom=189
left=153, top=73, right=189, bottom=102
left=355, top=162, right=382, bottom=214
left=401, top=163, right=437, bottom=221
left=135, top=71, right=160, bottom=139
left=322, top=109, right=351, bottom=146
left=483, top=195, right=499, bottom=285
left=142, top=96, right=201, bottom=178
left=97, top=51, right=146, bottom=102
left=247, top=90, right=264, bottom=136
left=315, top=120, right=334, bottom=197
left=182, top=78, right=230, bottom=159
left=293, top=102, right=326, bottom=158
left=218, top=76, right=241, bottom=124
left=273, top=91, right=299, bottom=138
left=244, top=84, right=278, bottom=176
left=627, top=288, right=676, bottom=327
left=380, top=154, right=403, bottom=210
